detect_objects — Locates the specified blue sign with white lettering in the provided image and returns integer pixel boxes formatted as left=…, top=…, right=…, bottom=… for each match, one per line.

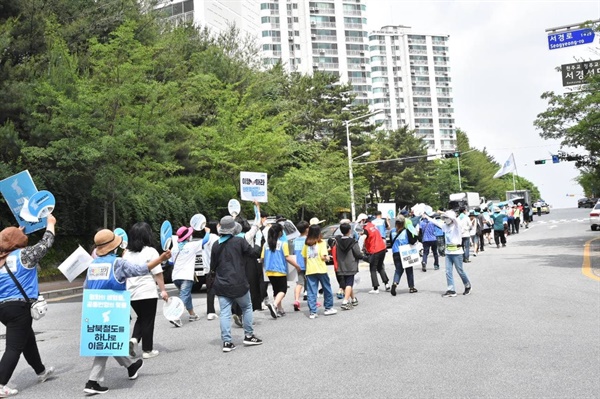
left=0, top=170, right=47, bottom=234
left=80, top=289, right=131, bottom=356
left=548, top=28, right=595, bottom=50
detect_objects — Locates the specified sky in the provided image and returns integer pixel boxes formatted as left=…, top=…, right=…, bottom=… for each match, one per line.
left=366, top=0, right=600, bottom=208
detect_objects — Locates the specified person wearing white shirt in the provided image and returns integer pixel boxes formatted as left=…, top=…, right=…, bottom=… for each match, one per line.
left=202, top=221, right=220, bottom=320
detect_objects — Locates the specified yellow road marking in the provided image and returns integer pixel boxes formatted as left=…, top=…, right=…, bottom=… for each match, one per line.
left=582, top=237, right=600, bottom=281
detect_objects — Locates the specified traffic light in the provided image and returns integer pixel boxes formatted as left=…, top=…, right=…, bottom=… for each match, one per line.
left=534, top=160, right=546, bottom=165
left=443, top=151, right=460, bottom=158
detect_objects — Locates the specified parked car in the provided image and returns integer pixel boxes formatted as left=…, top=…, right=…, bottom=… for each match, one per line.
left=578, top=197, right=597, bottom=208
left=533, top=200, right=550, bottom=215
left=590, top=203, right=600, bottom=231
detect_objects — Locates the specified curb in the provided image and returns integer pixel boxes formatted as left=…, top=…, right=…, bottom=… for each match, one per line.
left=42, top=286, right=84, bottom=299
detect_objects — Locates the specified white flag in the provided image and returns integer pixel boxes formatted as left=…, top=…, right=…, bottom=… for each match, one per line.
left=58, top=245, right=93, bottom=282
left=493, top=153, right=516, bottom=178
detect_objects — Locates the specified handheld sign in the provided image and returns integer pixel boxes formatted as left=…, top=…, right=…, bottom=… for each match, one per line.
left=163, top=297, right=184, bottom=321
left=160, top=221, right=173, bottom=251
left=228, top=199, right=241, bottom=217
left=190, top=213, right=207, bottom=231
left=0, top=170, right=47, bottom=233
left=114, top=228, right=128, bottom=249
left=24, top=190, right=55, bottom=221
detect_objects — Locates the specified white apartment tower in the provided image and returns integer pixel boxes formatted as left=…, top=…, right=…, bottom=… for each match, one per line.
left=155, top=0, right=260, bottom=38
left=260, top=0, right=371, bottom=105
left=369, top=25, right=456, bottom=154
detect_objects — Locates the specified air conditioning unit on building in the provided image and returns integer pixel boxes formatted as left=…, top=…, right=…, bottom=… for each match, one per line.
left=410, top=71, right=415, bottom=74
left=444, top=83, right=449, bottom=86
left=410, top=60, right=414, bottom=64
left=313, top=63, right=319, bottom=68
left=288, top=37, right=294, bottom=41
left=311, top=34, right=317, bottom=39
left=319, top=49, right=325, bottom=54
left=311, top=21, right=316, bottom=26
left=443, top=72, right=448, bottom=76
left=309, top=7, right=316, bottom=12
left=359, top=51, right=365, bottom=56
left=360, top=64, right=366, bottom=68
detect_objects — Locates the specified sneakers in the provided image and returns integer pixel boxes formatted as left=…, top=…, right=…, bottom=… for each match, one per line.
left=293, top=301, right=300, bottom=311
left=142, top=350, right=159, bottom=359
left=266, top=303, right=278, bottom=319
left=83, top=381, right=108, bottom=395
left=243, top=335, right=263, bottom=346
left=189, top=314, right=200, bottom=322
left=340, top=302, right=353, bottom=310
left=390, top=283, right=397, bottom=296
left=207, top=313, right=218, bottom=320
left=384, top=283, right=391, bottom=291
left=232, top=314, right=243, bottom=327
left=323, top=308, right=338, bottom=316
left=463, top=286, right=472, bottom=296
left=222, top=341, right=236, bottom=352
left=37, top=366, right=55, bottom=383
left=0, top=385, right=18, bottom=397
left=409, top=287, right=418, bottom=293
left=368, top=289, right=379, bottom=294
left=129, top=338, right=138, bottom=357
left=336, top=290, right=344, bottom=299
left=421, top=262, right=427, bottom=272
left=127, top=359, right=143, bottom=380
left=434, top=265, right=440, bottom=270
left=169, top=319, right=182, bottom=328
left=277, top=309, right=286, bottom=317
left=351, top=298, right=359, bottom=306
left=442, top=290, right=457, bottom=297
left=303, top=293, right=308, bottom=301
left=309, top=313, right=318, bottom=319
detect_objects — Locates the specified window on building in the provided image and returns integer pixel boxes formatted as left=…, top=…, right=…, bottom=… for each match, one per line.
left=261, top=3, right=279, bottom=10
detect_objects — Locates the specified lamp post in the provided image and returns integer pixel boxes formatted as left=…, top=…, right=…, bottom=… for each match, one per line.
left=346, top=110, right=383, bottom=221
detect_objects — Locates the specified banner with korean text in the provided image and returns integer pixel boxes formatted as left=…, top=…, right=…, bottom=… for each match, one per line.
left=240, top=171, right=268, bottom=202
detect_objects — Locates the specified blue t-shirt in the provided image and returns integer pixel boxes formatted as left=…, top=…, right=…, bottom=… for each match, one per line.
left=293, top=236, right=306, bottom=271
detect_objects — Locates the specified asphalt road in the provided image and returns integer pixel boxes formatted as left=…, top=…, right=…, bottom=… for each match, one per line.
left=1, top=208, right=599, bottom=398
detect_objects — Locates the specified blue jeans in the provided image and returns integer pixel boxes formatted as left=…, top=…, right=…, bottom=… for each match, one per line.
left=306, top=273, right=334, bottom=314
left=445, top=254, right=470, bottom=292
left=422, top=241, right=439, bottom=266
left=392, top=253, right=414, bottom=288
left=218, top=291, right=253, bottom=343
left=462, top=237, right=471, bottom=261
left=174, top=279, right=194, bottom=311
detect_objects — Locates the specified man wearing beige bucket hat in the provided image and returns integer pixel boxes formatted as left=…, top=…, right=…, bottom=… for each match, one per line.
left=83, top=229, right=171, bottom=395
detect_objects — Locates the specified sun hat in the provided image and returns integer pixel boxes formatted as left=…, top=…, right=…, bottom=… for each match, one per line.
left=94, top=229, right=123, bottom=256
left=355, top=213, right=368, bottom=223
left=218, top=216, right=237, bottom=235
left=176, top=226, right=194, bottom=242
left=309, top=217, right=325, bottom=225
left=233, top=222, right=242, bottom=236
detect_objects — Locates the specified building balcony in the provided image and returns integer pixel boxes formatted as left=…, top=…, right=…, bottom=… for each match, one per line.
left=346, top=36, right=366, bottom=42
left=409, top=49, right=427, bottom=55
left=434, top=61, right=448, bottom=66
left=344, top=23, right=364, bottom=30
left=343, top=10, right=362, bottom=16
left=408, top=39, right=426, bottom=44
left=312, top=35, right=337, bottom=41
left=313, top=49, right=338, bottom=56
left=313, top=62, right=339, bottom=69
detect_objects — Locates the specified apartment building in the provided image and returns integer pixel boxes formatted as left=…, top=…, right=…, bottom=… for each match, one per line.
left=260, top=0, right=371, bottom=105
left=369, top=25, right=455, bottom=154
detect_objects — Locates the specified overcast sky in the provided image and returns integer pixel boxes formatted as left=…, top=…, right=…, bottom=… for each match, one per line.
left=366, top=0, right=600, bottom=208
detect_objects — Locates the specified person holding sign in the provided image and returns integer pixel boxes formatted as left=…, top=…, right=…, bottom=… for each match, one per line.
left=83, top=229, right=171, bottom=394
left=390, top=215, right=419, bottom=296
left=0, top=215, right=57, bottom=397
left=124, top=222, right=169, bottom=360
left=422, top=211, right=472, bottom=298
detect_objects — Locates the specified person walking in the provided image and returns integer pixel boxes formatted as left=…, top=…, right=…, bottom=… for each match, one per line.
left=422, top=211, right=472, bottom=297
left=169, top=225, right=203, bottom=327
left=371, top=211, right=389, bottom=246
left=210, top=216, right=263, bottom=352
left=469, top=211, right=479, bottom=257
left=523, top=203, right=531, bottom=228
left=434, top=213, right=446, bottom=258
left=262, top=223, right=301, bottom=318
left=390, top=216, right=419, bottom=296
left=0, top=216, right=57, bottom=397
left=124, top=222, right=169, bottom=360
left=83, top=229, right=171, bottom=394
left=490, top=207, right=507, bottom=248
left=202, top=221, right=220, bottom=321
left=514, top=204, right=522, bottom=234
left=292, top=221, right=309, bottom=312
left=419, top=213, right=439, bottom=271
left=458, top=207, right=471, bottom=263
left=301, top=224, right=337, bottom=319
left=356, top=213, right=390, bottom=294
left=476, top=207, right=486, bottom=252
left=332, top=223, right=361, bottom=310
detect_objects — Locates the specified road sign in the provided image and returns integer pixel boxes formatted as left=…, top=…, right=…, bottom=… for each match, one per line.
left=561, top=59, right=600, bottom=86
left=548, top=28, right=595, bottom=50
left=552, top=155, right=560, bottom=164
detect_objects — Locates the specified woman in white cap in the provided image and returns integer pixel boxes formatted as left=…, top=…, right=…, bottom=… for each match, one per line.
left=169, top=226, right=203, bottom=326
left=422, top=211, right=471, bottom=297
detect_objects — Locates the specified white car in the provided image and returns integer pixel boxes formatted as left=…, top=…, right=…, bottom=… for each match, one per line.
left=590, top=203, right=600, bottom=231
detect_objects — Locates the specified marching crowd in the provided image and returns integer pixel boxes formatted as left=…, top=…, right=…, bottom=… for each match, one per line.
left=0, top=201, right=531, bottom=396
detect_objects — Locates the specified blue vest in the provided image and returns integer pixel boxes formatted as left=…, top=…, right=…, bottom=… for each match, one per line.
left=263, top=237, right=288, bottom=274
left=86, top=254, right=126, bottom=291
left=392, top=229, right=409, bottom=254
left=0, top=249, right=39, bottom=300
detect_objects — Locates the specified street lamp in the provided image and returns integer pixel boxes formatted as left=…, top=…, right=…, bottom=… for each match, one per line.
left=346, top=110, right=383, bottom=221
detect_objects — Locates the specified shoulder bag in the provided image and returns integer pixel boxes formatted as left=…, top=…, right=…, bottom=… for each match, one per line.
left=3, top=264, right=47, bottom=320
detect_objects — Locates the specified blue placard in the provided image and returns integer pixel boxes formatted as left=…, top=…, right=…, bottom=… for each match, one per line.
left=160, top=220, right=172, bottom=250
left=114, top=228, right=128, bottom=249
left=548, top=28, right=595, bottom=50
left=0, top=170, right=47, bottom=234
left=80, top=289, right=131, bottom=356
left=28, top=190, right=55, bottom=219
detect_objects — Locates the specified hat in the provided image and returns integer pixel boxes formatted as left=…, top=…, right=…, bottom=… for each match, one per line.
left=469, top=210, right=475, bottom=216
left=233, top=222, right=242, bottom=236
left=355, top=213, right=368, bottom=223
left=94, top=229, right=123, bottom=256
left=176, top=226, right=194, bottom=242
left=493, top=207, right=501, bottom=212
left=309, top=217, right=326, bottom=225
left=218, top=216, right=237, bottom=235
left=0, top=227, right=29, bottom=260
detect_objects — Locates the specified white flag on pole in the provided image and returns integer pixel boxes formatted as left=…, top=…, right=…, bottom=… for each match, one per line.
left=493, top=153, right=516, bottom=178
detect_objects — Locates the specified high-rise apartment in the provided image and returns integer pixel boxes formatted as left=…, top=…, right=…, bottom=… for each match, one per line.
left=369, top=25, right=455, bottom=154
left=155, top=0, right=260, bottom=38
left=259, top=0, right=371, bottom=105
